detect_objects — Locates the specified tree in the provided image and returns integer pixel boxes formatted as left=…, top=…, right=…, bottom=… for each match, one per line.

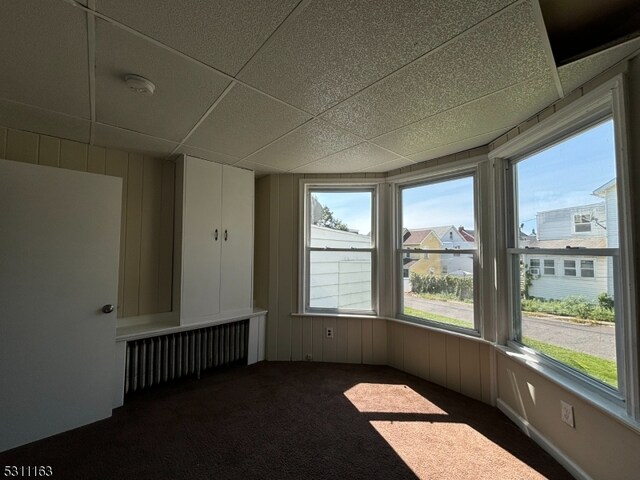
left=316, top=205, right=349, bottom=231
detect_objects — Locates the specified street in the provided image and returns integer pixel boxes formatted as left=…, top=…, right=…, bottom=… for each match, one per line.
left=404, top=294, right=616, bottom=361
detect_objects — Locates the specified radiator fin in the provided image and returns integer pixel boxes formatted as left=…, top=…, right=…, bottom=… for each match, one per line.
left=125, top=319, right=249, bottom=395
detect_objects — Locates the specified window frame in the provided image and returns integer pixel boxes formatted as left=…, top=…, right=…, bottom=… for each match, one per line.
left=394, top=169, right=481, bottom=335
left=490, top=74, right=638, bottom=416
left=301, top=182, right=379, bottom=316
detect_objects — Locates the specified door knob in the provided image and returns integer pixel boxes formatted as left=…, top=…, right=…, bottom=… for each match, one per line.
left=102, top=304, right=115, bottom=314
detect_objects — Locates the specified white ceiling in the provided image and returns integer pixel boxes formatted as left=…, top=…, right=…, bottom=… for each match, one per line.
left=0, top=0, right=638, bottom=175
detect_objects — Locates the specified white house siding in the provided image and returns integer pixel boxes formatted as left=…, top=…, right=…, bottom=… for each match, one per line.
left=309, top=226, right=372, bottom=310
left=537, top=202, right=606, bottom=240
left=604, top=186, right=618, bottom=295
left=526, top=255, right=608, bottom=301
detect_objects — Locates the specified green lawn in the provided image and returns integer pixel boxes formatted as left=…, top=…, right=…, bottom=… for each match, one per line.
left=404, top=307, right=473, bottom=329
left=523, top=337, right=618, bottom=388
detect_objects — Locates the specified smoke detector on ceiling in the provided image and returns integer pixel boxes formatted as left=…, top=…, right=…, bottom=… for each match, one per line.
left=124, top=74, right=156, bottom=95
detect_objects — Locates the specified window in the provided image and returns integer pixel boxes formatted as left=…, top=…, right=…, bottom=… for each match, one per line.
left=574, top=214, right=592, bottom=233
left=508, top=115, right=624, bottom=393
left=398, top=174, right=477, bottom=332
left=564, top=260, right=576, bottom=276
left=304, top=187, right=375, bottom=314
left=581, top=259, right=595, bottom=278
left=543, top=259, right=555, bottom=275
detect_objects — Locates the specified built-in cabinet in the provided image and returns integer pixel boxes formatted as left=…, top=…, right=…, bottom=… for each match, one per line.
left=174, top=155, right=254, bottom=324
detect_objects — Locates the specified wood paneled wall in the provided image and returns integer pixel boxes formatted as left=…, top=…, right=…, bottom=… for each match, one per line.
left=0, top=126, right=175, bottom=318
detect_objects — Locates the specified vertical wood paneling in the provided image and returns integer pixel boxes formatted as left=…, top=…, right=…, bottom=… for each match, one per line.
left=105, top=149, right=128, bottom=316
left=158, top=161, right=175, bottom=312
left=138, top=156, right=163, bottom=314
left=387, top=322, right=403, bottom=369
left=361, top=318, right=373, bottom=364
left=87, top=145, right=106, bottom=174
left=302, top=316, right=313, bottom=361
left=459, top=339, right=482, bottom=401
left=346, top=318, right=362, bottom=363
left=266, top=175, right=279, bottom=360
left=123, top=153, right=143, bottom=317
left=403, top=324, right=428, bottom=380
left=253, top=176, right=271, bottom=310
left=429, top=331, right=447, bottom=387
left=335, top=318, right=347, bottom=363
left=479, top=343, right=492, bottom=404
left=446, top=336, right=461, bottom=392
left=6, top=129, right=38, bottom=164
left=290, top=176, right=302, bottom=361
left=312, top=317, right=323, bottom=362
left=371, top=319, right=387, bottom=365
left=291, top=316, right=303, bottom=361
left=60, top=139, right=87, bottom=171
left=322, top=317, right=337, bottom=362
left=0, top=126, right=6, bottom=158
left=38, top=136, right=60, bottom=167
left=276, top=175, right=294, bottom=361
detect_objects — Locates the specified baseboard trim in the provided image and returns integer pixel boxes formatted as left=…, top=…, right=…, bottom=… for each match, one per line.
left=496, top=398, right=590, bottom=480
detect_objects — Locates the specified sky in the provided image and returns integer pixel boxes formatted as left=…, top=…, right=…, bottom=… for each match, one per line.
left=311, top=119, right=616, bottom=235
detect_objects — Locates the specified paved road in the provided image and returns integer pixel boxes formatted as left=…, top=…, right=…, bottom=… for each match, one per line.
left=404, top=295, right=616, bottom=361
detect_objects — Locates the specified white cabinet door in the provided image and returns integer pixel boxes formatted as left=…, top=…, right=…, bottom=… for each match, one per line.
left=220, top=165, right=254, bottom=312
left=0, top=160, right=121, bottom=452
left=179, top=157, right=222, bottom=321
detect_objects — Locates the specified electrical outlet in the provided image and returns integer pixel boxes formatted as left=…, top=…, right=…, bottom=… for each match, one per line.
left=305, top=354, right=312, bottom=361
left=561, top=401, right=575, bottom=428
left=326, top=327, right=334, bottom=339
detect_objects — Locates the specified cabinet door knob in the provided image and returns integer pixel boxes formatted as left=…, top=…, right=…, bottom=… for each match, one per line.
left=224, top=229, right=228, bottom=241
left=102, top=304, right=115, bottom=314
left=214, top=229, right=218, bottom=241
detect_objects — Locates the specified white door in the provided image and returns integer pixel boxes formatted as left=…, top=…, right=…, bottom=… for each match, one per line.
left=0, top=159, right=122, bottom=452
left=220, top=165, right=254, bottom=312
left=180, top=157, right=222, bottom=322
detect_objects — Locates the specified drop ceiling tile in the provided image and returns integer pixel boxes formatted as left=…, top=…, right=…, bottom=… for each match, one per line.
left=0, top=99, right=90, bottom=143
left=238, top=0, right=513, bottom=115
left=321, top=2, right=549, bottom=138
left=292, top=143, right=402, bottom=174
left=360, top=158, right=414, bottom=173
left=97, top=0, right=299, bottom=76
left=95, top=19, right=230, bottom=142
left=407, top=129, right=509, bottom=164
left=0, top=0, right=89, bottom=119
left=559, top=37, right=640, bottom=95
left=185, top=84, right=312, bottom=158
left=93, top=123, right=178, bottom=157
left=373, top=75, right=558, bottom=157
left=174, top=144, right=238, bottom=166
left=243, top=120, right=362, bottom=171
left=234, top=159, right=287, bottom=176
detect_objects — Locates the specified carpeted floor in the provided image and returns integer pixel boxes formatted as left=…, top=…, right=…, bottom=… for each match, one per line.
left=0, top=362, right=573, bottom=479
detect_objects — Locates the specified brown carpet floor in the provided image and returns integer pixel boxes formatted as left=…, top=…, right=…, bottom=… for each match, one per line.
left=0, top=362, right=573, bottom=479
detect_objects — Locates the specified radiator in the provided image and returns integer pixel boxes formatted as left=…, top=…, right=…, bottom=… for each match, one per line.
left=124, top=319, right=249, bottom=395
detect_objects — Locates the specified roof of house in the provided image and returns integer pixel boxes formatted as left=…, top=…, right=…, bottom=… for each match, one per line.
left=525, top=237, right=607, bottom=249
left=403, top=228, right=435, bottom=245
left=458, top=228, right=475, bottom=242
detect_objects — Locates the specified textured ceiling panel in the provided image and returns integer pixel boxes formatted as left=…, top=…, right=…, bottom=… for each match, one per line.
left=234, top=159, right=287, bottom=176
left=243, top=120, right=362, bottom=171
left=174, top=144, right=238, bottom=166
left=186, top=84, right=312, bottom=158
left=97, top=0, right=299, bottom=76
left=321, top=2, right=549, bottom=139
left=0, top=0, right=90, bottom=119
left=0, top=99, right=90, bottom=144
left=360, top=157, right=414, bottom=173
left=95, top=20, right=230, bottom=142
left=407, top=129, right=508, bottom=164
left=292, top=142, right=402, bottom=173
left=373, top=75, right=558, bottom=156
left=374, top=75, right=558, bottom=157
left=93, top=124, right=178, bottom=157
left=558, top=37, right=640, bottom=94
left=238, top=0, right=513, bottom=115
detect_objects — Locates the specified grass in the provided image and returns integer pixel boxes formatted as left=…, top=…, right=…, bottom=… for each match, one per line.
left=404, top=306, right=474, bottom=329
left=523, top=337, right=618, bottom=388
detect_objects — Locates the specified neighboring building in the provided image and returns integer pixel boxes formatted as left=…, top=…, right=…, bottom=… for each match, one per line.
left=523, top=180, right=615, bottom=301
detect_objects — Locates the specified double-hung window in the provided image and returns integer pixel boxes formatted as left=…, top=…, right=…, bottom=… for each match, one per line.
left=397, top=174, right=478, bottom=333
left=303, top=186, right=376, bottom=314
left=501, top=79, right=635, bottom=404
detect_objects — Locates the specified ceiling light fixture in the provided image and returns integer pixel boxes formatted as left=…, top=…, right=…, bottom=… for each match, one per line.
left=124, top=74, right=156, bottom=95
